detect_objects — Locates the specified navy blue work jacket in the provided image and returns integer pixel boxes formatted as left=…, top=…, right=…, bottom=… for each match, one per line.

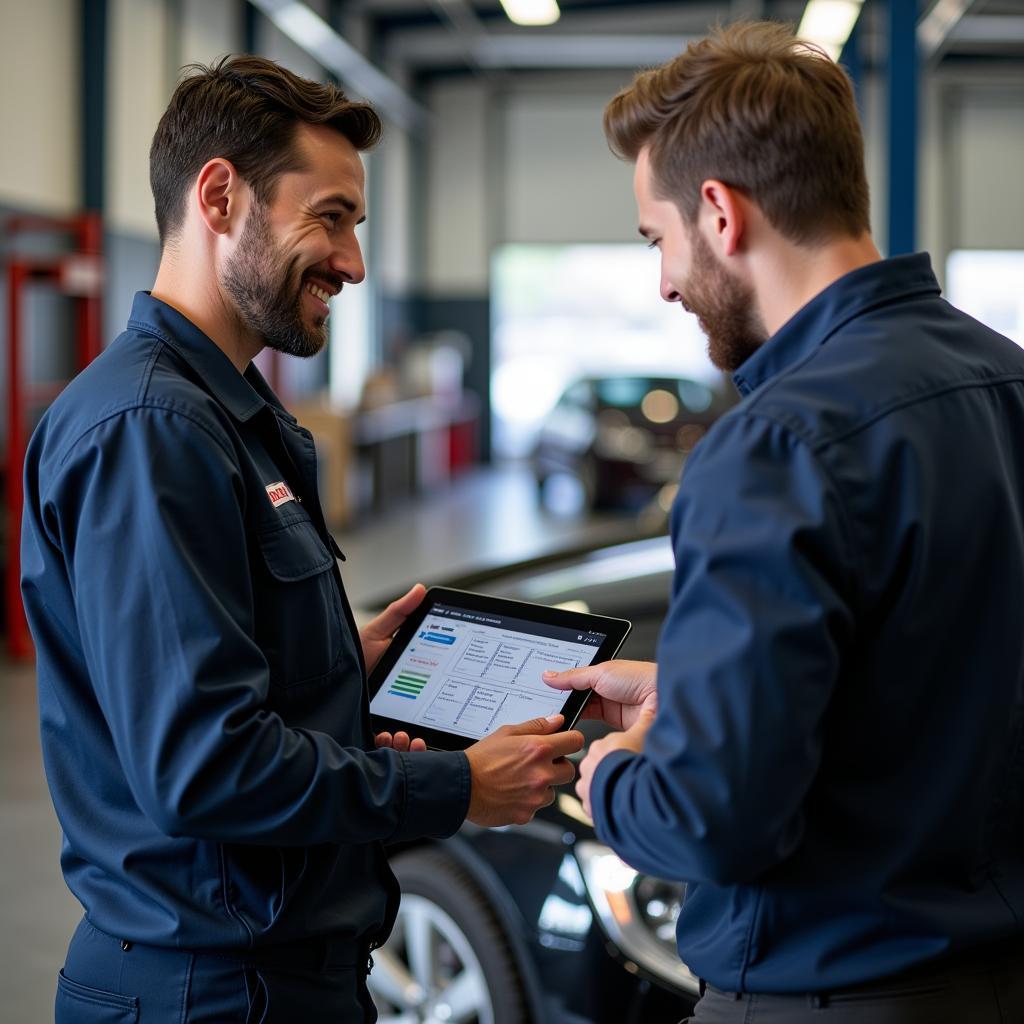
left=21, top=292, right=470, bottom=950
left=592, top=254, right=1024, bottom=992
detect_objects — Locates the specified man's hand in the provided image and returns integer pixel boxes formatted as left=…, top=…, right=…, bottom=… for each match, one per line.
left=576, top=706, right=656, bottom=817
left=543, top=660, right=657, bottom=730
left=360, top=583, right=426, bottom=674
left=374, top=731, right=427, bottom=753
left=465, top=715, right=584, bottom=826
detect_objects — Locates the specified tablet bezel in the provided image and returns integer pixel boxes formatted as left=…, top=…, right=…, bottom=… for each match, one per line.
left=367, top=586, right=632, bottom=751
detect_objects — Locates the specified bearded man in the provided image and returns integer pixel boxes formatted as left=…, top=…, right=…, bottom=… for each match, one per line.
left=545, top=21, right=1024, bottom=1023
left=21, top=56, right=581, bottom=1023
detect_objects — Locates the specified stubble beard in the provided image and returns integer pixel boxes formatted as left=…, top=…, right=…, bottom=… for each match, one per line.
left=222, top=200, right=328, bottom=359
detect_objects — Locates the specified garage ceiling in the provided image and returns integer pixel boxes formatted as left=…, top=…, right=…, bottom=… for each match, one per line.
left=250, top=0, right=1023, bottom=128
left=344, top=0, right=1024, bottom=75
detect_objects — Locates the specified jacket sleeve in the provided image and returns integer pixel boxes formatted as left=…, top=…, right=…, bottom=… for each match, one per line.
left=45, top=404, right=469, bottom=845
left=590, top=412, right=855, bottom=884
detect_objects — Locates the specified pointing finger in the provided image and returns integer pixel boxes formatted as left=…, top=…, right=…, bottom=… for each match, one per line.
left=500, top=714, right=563, bottom=737
left=543, top=666, right=602, bottom=690
left=540, top=729, right=585, bottom=758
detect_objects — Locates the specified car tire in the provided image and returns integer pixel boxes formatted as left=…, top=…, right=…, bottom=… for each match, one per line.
left=370, top=846, right=531, bottom=1024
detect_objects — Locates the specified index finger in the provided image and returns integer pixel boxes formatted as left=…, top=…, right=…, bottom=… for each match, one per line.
left=542, top=665, right=604, bottom=691
left=538, top=728, right=585, bottom=758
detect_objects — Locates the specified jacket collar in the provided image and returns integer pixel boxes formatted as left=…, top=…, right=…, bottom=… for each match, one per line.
left=732, top=252, right=942, bottom=397
left=127, top=291, right=293, bottom=423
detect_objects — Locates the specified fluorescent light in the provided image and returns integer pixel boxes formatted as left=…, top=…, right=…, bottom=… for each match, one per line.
left=797, top=0, right=865, bottom=61
left=499, top=0, right=560, bottom=28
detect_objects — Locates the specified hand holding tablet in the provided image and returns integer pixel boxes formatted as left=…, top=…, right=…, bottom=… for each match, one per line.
left=367, top=586, right=631, bottom=825
left=368, top=587, right=632, bottom=751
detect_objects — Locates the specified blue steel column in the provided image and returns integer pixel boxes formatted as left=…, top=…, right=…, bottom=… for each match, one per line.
left=886, top=0, right=918, bottom=255
left=244, top=0, right=258, bottom=54
left=81, top=0, right=107, bottom=212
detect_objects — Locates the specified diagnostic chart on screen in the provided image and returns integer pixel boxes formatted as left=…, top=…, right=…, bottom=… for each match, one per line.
left=370, top=603, right=606, bottom=740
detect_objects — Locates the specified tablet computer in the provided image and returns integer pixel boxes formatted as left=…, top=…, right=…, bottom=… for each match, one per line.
left=368, top=587, right=632, bottom=751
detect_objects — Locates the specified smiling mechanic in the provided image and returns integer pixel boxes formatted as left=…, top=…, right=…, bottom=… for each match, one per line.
left=21, top=56, right=581, bottom=1023
left=546, top=21, right=1024, bottom=1024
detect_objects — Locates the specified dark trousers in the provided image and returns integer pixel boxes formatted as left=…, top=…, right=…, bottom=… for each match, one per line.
left=687, top=939, right=1024, bottom=1023
left=56, top=918, right=377, bottom=1023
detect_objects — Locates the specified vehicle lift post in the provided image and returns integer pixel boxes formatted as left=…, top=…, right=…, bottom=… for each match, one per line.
left=5, top=212, right=103, bottom=659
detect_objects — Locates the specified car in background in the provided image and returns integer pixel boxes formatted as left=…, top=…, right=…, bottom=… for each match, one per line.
left=532, top=374, right=735, bottom=512
left=365, top=532, right=700, bottom=1024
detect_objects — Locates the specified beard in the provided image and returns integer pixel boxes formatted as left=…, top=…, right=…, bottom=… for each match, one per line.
left=222, top=200, right=329, bottom=359
left=684, top=230, right=767, bottom=373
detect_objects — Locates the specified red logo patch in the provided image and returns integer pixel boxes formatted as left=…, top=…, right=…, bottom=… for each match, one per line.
left=265, top=481, right=295, bottom=508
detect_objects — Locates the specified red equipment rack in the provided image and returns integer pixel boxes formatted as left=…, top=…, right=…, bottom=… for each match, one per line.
left=4, top=212, right=103, bottom=659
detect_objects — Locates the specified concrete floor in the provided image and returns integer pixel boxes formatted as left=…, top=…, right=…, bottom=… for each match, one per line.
left=0, top=464, right=631, bottom=1022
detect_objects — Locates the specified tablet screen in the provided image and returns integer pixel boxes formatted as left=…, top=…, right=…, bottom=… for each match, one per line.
left=370, top=600, right=608, bottom=741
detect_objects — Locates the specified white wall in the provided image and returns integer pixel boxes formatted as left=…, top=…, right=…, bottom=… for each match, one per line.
left=859, top=71, right=888, bottom=251
left=422, top=71, right=641, bottom=296
left=373, top=49, right=416, bottom=297
left=179, top=0, right=242, bottom=69
left=107, top=0, right=246, bottom=240
left=947, top=83, right=1024, bottom=250
left=502, top=74, right=638, bottom=245
left=417, top=65, right=1024, bottom=300
left=107, top=0, right=171, bottom=239
left=423, top=80, right=491, bottom=295
left=0, top=0, right=79, bottom=213
left=376, top=126, right=415, bottom=294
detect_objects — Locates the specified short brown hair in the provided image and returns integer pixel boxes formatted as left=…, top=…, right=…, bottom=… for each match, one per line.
left=604, top=21, right=870, bottom=245
left=150, top=55, right=382, bottom=245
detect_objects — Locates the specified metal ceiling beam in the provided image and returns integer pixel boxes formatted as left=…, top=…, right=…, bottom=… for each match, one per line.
left=951, top=15, right=1024, bottom=45
left=476, top=34, right=694, bottom=67
left=248, top=0, right=429, bottom=131
left=388, top=31, right=694, bottom=68
left=426, top=0, right=490, bottom=74
left=917, top=0, right=981, bottom=61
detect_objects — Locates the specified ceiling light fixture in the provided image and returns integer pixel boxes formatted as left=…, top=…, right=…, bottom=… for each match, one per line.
left=797, top=0, right=865, bottom=61
left=499, top=0, right=561, bottom=28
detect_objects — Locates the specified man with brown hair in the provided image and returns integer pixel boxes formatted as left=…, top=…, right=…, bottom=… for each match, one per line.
left=21, top=56, right=581, bottom=1022
left=545, top=21, right=1024, bottom=1022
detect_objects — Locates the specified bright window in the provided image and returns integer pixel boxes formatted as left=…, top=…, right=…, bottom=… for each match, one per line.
left=945, top=250, right=1024, bottom=347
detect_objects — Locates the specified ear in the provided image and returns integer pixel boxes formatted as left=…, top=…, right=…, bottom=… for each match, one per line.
left=698, top=179, right=745, bottom=258
left=194, top=158, right=242, bottom=237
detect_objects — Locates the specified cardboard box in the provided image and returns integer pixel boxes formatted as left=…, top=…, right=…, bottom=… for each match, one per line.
left=290, top=398, right=353, bottom=530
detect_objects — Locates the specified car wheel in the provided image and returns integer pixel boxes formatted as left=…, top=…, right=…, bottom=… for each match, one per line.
left=369, top=847, right=530, bottom=1024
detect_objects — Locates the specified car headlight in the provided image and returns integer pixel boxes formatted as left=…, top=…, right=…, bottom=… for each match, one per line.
left=576, top=840, right=700, bottom=996
left=594, top=423, right=653, bottom=463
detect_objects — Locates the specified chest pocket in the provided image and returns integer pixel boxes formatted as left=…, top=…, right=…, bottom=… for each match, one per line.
left=254, top=516, right=343, bottom=688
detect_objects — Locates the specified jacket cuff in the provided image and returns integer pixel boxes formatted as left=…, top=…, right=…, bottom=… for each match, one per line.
left=589, top=748, right=636, bottom=840
left=392, top=749, right=471, bottom=842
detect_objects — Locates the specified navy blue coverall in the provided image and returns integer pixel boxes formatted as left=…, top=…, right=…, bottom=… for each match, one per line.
left=591, top=254, right=1024, bottom=996
left=21, top=292, right=471, bottom=1021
